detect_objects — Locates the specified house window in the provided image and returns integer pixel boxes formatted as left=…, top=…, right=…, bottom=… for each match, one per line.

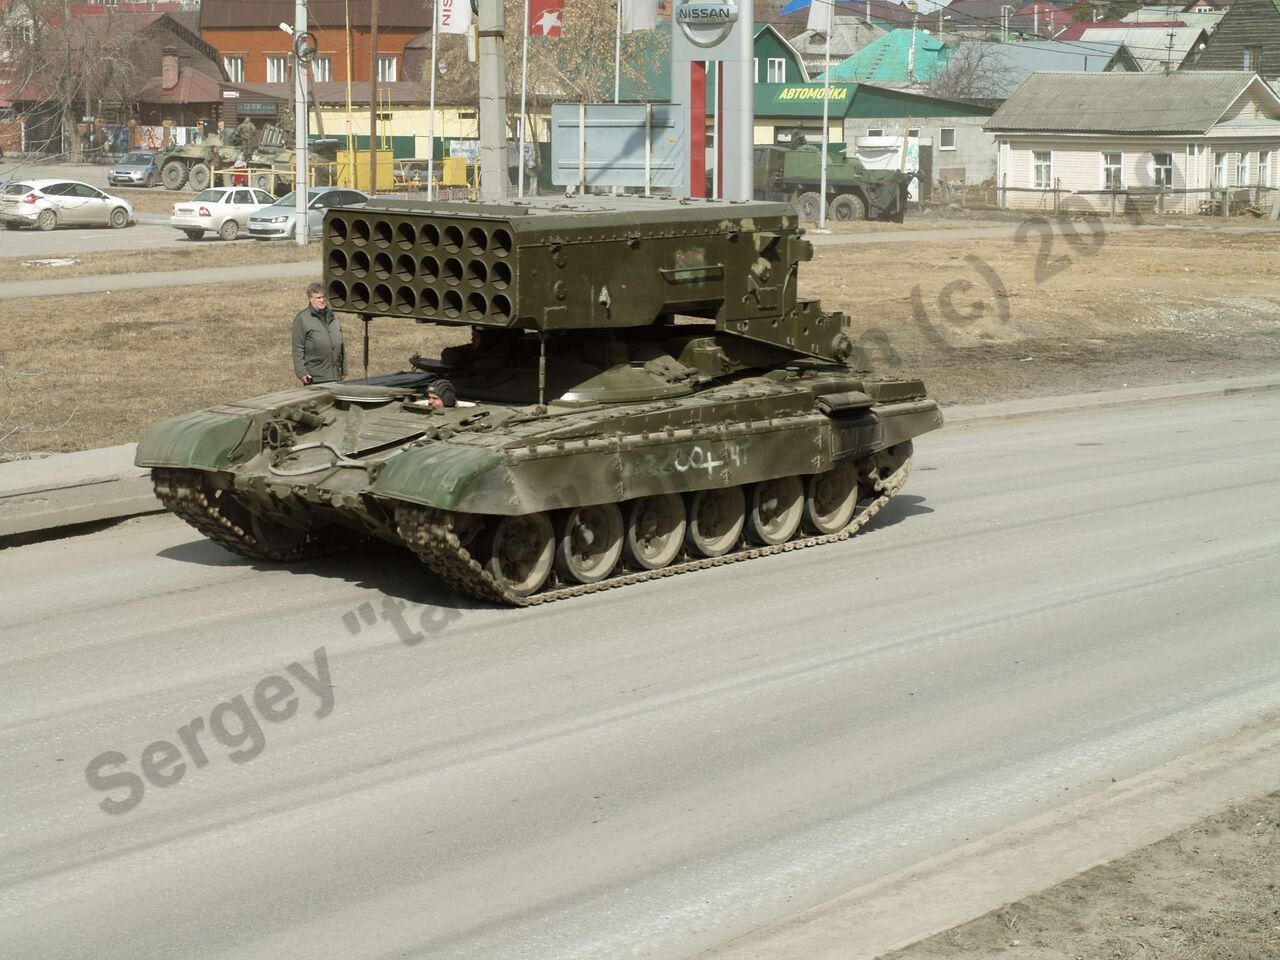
left=867, top=128, right=884, bottom=137
left=767, top=58, right=786, bottom=83
left=1033, top=150, right=1052, bottom=189
left=376, top=55, right=397, bottom=82
left=1244, top=47, right=1262, bottom=71
left=1102, top=151, right=1123, bottom=190
left=1261, top=150, right=1272, bottom=187
left=1236, top=151, right=1249, bottom=185
left=1152, top=152, right=1173, bottom=188
left=311, top=56, right=332, bottom=82
left=223, top=55, right=244, bottom=84
left=1213, top=151, right=1226, bottom=186
left=939, top=127, right=956, bottom=150
left=266, top=54, right=288, bottom=84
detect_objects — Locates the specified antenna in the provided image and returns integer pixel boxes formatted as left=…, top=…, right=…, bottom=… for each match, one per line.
left=1165, top=28, right=1175, bottom=74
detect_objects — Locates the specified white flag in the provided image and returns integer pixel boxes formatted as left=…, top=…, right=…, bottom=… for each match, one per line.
left=621, top=0, right=659, bottom=33
left=437, top=0, right=472, bottom=35
left=806, top=0, right=832, bottom=33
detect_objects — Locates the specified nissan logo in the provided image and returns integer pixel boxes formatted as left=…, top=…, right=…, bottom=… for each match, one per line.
left=676, top=1, right=738, bottom=47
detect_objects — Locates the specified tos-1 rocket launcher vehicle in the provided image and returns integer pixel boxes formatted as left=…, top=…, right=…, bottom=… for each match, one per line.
left=136, top=197, right=942, bottom=605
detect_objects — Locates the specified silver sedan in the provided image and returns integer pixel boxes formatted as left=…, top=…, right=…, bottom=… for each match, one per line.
left=0, top=179, right=135, bottom=230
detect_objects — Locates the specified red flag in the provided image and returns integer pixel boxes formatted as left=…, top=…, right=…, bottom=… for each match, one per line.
left=529, top=0, right=564, bottom=36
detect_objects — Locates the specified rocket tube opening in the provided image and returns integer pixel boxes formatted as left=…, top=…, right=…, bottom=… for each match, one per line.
left=372, top=283, right=393, bottom=311
left=350, top=250, right=370, bottom=278
left=394, top=286, right=417, bottom=314
left=395, top=254, right=416, bottom=281
left=327, top=217, right=348, bottom=244
left=351, top=218, right=371, bottom=246
left=373, top=251, right=393, bottom=279
left=443, top=290, right=462, bottom=318
left=466, top=292, right=487, bottom=321
left=373, top=219, right=393, bottom=247
left=466, top=227, right=488, bottom=255
left=349, top=282, right=370, bottom=309
left=420, top=287, right=440, bottom=316
left=492, top=260, right=512, bottom=289
left=395, top=221, right=416, bottom=249
left=420, top=222, right=439, bottom=249
left=326, top=249, right=348, bottom=275
left=443, top=258, right=463, bottom=286
left=327, top=280, right=348, bottom=307
left=419, top=255, right=439, bottom=282
left=443, top=225, right=463, bottom=253
left=465, top=260, right=488, bottom=287
left=492, top=228, right=513, bottom=257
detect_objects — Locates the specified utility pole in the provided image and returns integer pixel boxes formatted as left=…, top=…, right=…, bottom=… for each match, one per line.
left=478, top=0, right=509, bottom=199
left=369, top=0, right=380, bottom=193
left=293, top=0, right=309, bottom=245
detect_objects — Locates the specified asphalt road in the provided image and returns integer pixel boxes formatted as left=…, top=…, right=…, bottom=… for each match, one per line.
left=0, top=220, right=215, bottom=258
left=2, top=391, right=1278, bottom=960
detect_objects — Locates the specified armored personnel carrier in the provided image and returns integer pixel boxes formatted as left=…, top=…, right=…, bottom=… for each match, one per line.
left=156, top=128, right=243, bottom=191
left=136, top=198, right=942, bottom=605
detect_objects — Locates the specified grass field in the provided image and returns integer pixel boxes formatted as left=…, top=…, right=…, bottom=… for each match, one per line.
left=4, top=241, right=317, bottom=280
left=2, top=226, right=1278, bottom=456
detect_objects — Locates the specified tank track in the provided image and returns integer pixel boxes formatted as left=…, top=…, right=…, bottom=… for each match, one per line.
left=394, top=452, right=912, bottom=608
left=152, top=467, right=348, bottom=563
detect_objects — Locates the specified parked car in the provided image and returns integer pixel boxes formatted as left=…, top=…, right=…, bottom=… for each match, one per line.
left=0, top=179, right=134, bottom=230
left=249, top=186, right=369, bottom=240
left=108, top=152, right=160, bottom=188
left=169, top=186, right=276, bottom=241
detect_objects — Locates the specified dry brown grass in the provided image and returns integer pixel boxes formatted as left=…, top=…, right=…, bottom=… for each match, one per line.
left=0, top=282, right=467, bottom=456
left=112, top=187, right=201, bottom=215
left=2, top=228, right=1278, bottom=455
left=4, top=241, right=318, bottom=280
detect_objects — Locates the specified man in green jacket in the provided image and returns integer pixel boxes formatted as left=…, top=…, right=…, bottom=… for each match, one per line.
left=292, top=283, right=346, bottom=385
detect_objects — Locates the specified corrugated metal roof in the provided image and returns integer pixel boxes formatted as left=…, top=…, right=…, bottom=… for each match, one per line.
left=1053, top=25, right=1209, bottom=69
left=822, top=29, right=951, bottom=83
left=985, top=71, right=1273, bottom=133
left=986, top=41, right=1136, bottom=98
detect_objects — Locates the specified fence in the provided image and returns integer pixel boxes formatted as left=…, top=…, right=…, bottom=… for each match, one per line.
left=995, top=180, right=1280, bottom=217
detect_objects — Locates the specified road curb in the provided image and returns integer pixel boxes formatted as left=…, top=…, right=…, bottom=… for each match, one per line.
left=0, top=443, right=159, bottom=539
left=700, top=716, right=1280, bottom=960
left=1, top=375, right=1277, bottom=542
left=946, top=374, right=1280, bottom=425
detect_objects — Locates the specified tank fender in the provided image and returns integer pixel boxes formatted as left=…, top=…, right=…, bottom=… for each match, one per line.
left=135, top=410, right=257, bottom=471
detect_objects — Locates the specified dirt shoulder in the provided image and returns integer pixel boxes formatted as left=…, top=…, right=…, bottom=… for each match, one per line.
left=881, top=792, right=1280, bottom=960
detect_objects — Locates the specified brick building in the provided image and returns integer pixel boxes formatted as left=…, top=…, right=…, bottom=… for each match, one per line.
left=199, top=0, right=431, bottom=86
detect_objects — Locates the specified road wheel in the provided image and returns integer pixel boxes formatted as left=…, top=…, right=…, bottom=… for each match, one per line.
left=685, top=486, right=745, bottom=558
left=483, top=512, right=555, bottom=597
left=803, top=463, right=859, bottom=534
left=623, top=493, right=686, bottom=570
left=187, top=162, right=211, bottom=192
left=252, top=172, right=273, bottom=193
left=554, top=502, right=624, bottom=584
left=35, top=209, right=56, bottom=231
left=108, top=206, right=129, bottom=229
left=218, top=218, right=240, bottom=241
left=831, top=193, right=866, bottom=222
left=746, top=475, right=804, bottom=545
left=161, top=160, right=187, bottom=190
left=795, top=191, right=821, bottom=222
left=144, top=172, right=157, bottom=188
left=183, top=229, right=204, bottom=240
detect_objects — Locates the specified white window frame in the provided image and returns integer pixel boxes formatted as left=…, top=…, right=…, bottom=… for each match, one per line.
left=1213, top=151, right=1226, bottom=187
left=1260, top=149, right=1272, bottom=187
left=1033, top=150, right=1052, bottom=190
left=223, top=55, right=244, bottom=84
left=939, top=127, right=956, bottom=150
left=376, top=55, right=397, bottom=83
left=766, top=58, right=786, bottom=83
left=1236, top=151, right=1249, bottom=186
left=266, top=54, right=288, bottom=84
left=1151, top=152, right=1173, bottom=188
left=1101, top=151, right=1123, bottom=190
left=311, top=55, right=332, bottom=82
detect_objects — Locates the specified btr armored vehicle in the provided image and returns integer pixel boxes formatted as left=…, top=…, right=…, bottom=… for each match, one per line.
left=137, top=198, right=942, bottom=605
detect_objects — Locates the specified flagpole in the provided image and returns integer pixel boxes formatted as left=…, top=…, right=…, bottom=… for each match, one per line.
left=614, top=0, right=622, bottom=103
left=427, top=0, right=439, bottom=199
left=819, top=0, right=831, bottom=229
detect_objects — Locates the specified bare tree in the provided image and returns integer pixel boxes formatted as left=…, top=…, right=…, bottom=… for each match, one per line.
left=2, top=0, right=152, bottom=159
left=927, top=38, right=1018, bottom=102
left=424, top=0, right=668, bottom=141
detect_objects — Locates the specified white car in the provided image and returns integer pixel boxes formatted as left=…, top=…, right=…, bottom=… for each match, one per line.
left=170, top=186, right=276, bottom=241
left=0, top=179, right=134, bottom=230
